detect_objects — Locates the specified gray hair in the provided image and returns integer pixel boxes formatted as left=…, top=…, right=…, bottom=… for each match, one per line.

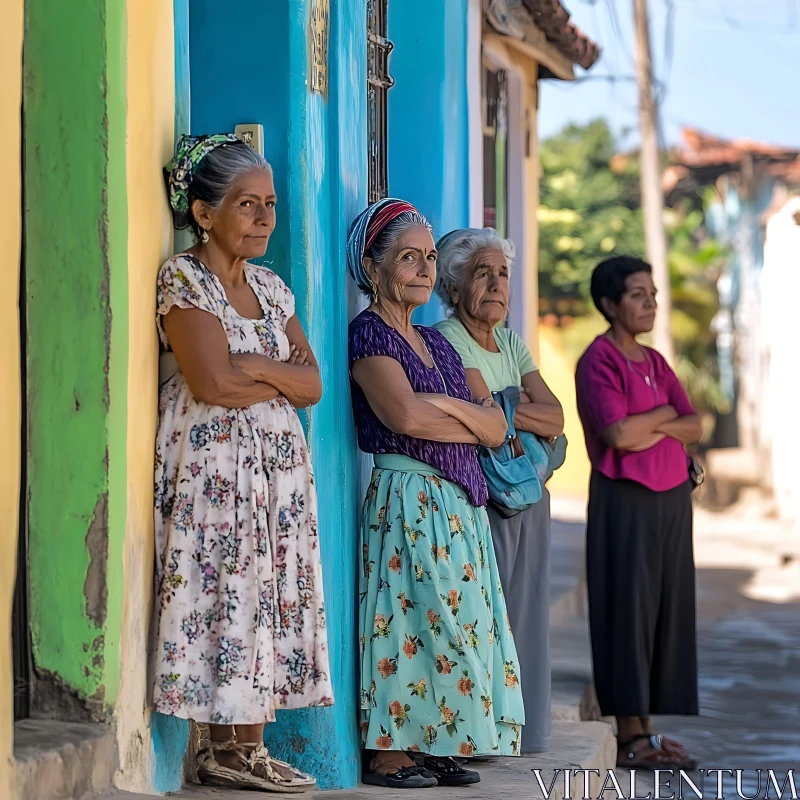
left=435, top=227, right=516, bottom=310
left=367, top=210, right=434, bottom=267
left=186, top=141, right=272, bottom=239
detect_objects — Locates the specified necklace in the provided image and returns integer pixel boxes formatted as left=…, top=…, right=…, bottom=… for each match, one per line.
left=606, top=333, right=658, bottom=394
left=625, top=350, right=657, bottom=394
left=372, top=309, right=449, bottom=395
left=418, top=333, right=449, bottom=396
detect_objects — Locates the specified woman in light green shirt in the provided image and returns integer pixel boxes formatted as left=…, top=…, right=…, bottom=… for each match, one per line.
left=434, top=228, right=564, bottom=755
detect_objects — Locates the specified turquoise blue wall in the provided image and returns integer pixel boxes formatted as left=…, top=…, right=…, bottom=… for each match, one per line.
left=388, top=0, right=471, bottom=325
left=151, top=0, right=364, bottom=791
left=151, top=0, right=470, bottom=789
left=189, top=2, right=292, bottom=285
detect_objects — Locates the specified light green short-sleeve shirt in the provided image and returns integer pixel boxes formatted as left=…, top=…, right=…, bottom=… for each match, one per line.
left=434, top=316, right=538, bottom=393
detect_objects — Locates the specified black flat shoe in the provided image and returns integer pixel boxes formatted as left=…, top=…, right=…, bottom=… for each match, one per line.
left=362, top=766, right=438, bottom=789
left=420, top=756, right=480, bottom=786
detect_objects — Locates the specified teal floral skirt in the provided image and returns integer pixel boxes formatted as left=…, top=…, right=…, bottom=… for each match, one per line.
left=359, top=455, right=524, bottom=757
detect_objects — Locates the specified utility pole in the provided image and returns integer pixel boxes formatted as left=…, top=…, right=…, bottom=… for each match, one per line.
left=633, top=0, right=674, bottom=363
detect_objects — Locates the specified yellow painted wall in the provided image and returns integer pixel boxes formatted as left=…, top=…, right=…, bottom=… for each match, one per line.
left=523, top=72, right=540, bottom=365
left=503, top=55, right=589, bottom=500
left=114, top=0, right=175, bottom=791
left=0, top=0, right=24, bottom=796
left=496, top=52, right=593, bottom=501
left=501, top=48, right=541, bottom=365
left=538, top=326, right=590, bottom=499
left=538, top=317, right=607, bottom=499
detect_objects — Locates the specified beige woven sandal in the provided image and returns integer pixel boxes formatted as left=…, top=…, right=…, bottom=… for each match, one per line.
left=194, top=724, right=315, bottom=793
left=247, top=743, right=317, bottom=789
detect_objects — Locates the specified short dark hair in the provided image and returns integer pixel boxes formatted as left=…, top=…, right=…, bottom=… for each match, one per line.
left=590, top=256, right=652, bottom=323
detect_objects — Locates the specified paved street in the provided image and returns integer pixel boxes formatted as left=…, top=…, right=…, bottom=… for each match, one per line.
left=623, top=501, right=800, bottom=799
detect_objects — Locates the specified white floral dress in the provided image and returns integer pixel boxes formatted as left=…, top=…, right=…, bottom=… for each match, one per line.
left=151, top=253, right=333, bottom=724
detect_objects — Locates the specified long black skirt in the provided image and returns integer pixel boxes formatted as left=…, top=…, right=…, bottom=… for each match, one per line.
left=586, top=471, right=699, bottom=718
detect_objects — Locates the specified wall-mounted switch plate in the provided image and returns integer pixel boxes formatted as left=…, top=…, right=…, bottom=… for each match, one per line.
left=235, top=124, right=264, bottom=156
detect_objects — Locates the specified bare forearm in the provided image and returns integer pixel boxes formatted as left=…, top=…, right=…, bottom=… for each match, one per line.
left=657, top=414, right=703, bottom=445
left=626, top=432, right=667, bottom=451
left=234, top=353, right=322, bottom=408
left=514, top=403, right=564, bottom=438
left=423, top=396, right=506, bottom=447
left=603, top=405, right=677, bottom=450
left=193, top=369, right=280, bottom=409
left=396, top=399, right=480, bottom=444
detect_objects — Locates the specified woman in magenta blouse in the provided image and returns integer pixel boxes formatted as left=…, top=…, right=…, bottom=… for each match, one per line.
left=575, top=256, right=702, bottom=771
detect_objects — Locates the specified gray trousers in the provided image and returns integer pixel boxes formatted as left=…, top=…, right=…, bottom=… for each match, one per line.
left=487, top=491, right=552, bottom=753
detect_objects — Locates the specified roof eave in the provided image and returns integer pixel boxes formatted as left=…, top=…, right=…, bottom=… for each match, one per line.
left=484, top=30, right=575, bottom=80
left=484, top=0, right=600, bottom=77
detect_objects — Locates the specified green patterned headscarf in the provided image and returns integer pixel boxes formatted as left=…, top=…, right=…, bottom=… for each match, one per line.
left=164, top=133, right=240, bottom=213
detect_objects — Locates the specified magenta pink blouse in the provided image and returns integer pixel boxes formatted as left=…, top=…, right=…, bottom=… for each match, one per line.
left=575, top=335, right=695, bottom=492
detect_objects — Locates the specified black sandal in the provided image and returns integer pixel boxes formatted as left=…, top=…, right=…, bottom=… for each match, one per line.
left=418, top=756, right=480, bottom=786
left=362, top=766, right=438, bottom=789
left=617, top=734, right=697, bottom=771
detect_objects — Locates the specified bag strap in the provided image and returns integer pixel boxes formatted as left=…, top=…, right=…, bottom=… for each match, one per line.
left=492, top=386, right=521, bottom=441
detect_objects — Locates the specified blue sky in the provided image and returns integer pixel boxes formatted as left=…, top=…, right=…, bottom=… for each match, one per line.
left=539, top=0, right=800, bottom=149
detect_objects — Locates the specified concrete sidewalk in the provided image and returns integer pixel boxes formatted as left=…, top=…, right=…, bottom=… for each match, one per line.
left=104, top=500, right=615, bottom=799
left=110, top=722, right=615, bottom=800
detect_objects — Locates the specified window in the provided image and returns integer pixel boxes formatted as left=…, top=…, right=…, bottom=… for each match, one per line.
left=367, top=0, right=393, bottom=204
left=482, top=63, right=508, bottom=236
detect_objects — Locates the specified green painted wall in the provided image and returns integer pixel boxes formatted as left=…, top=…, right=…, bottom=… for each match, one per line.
left=23, top=0, right=128, bottom=711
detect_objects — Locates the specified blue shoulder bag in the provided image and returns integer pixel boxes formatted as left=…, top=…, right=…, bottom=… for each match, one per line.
left=478, top=386, right=567, bottom=517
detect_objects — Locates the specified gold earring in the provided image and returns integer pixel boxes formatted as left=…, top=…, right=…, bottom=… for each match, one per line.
left=370, top=281, right=378, bottom=305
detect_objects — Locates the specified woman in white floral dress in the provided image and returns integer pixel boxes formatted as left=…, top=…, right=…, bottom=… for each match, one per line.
left=152, top=134, right=332, bottom=791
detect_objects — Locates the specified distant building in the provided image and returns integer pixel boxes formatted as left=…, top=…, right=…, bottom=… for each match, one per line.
left=664, top=128, right=800, bottom=505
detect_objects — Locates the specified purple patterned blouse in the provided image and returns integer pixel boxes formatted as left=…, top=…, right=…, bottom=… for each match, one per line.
left=348, top=310, right=489, bottom=507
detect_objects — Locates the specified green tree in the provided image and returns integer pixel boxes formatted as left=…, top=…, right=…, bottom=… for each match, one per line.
left=538, top=120, right=728, bottom=413
left=666, top=204, right=729, bottom=414
left=538, top=119, right=645, bottom=309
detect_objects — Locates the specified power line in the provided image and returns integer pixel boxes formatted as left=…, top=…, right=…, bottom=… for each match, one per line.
left=605, top=0, right=637, bottom=69
left=658, top=0, right=676, bottom=105
left=687, top=0, right=800, bottom=32
left=546, top=72, right=666, bottom=90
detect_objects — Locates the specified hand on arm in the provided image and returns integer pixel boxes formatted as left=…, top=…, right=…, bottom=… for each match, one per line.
left=439, top=367, right=507, bottom=447
left=656, top=369, right=703, bottom=445
left=162, top=307, right=279, bottom=408
left=229, top=315, right=322, bottom=408
left=601, top=405, right=677, bottom=451
left=419, top=393, right=507, bottom=448
left=514, top=370, right=565, bottom=438
left=351, top=357, right=483, bottom=445
left=656, top=414, right=703, bottom=445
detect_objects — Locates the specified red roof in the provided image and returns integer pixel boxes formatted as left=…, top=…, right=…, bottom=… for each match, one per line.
left=521, top=0, right=601, bottom=69
left=663, top=127, right=800, bottom=191
left=676, top=127, right=800, bottom=169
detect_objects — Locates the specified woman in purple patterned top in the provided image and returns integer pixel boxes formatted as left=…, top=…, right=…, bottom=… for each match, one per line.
left=349, top=311, right=492, bottom=507
left=347, top=199, right=526, bottom=789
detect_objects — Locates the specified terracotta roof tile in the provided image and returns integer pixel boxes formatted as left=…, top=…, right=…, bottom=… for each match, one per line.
left=660, top=128, right=800, bottom=192
left=521, top=0, right=601, bottom=69
left=485, top=0, right=601, bottom=70
left=677, top=127, right=800, bottom=168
